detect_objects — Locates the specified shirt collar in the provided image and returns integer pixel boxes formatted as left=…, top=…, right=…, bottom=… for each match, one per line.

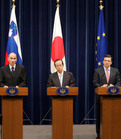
left=57, top=71, right=64, bottom=76
left=103, top=66, right=110, bottom=71
left=9, top=64, right=16, bottom=69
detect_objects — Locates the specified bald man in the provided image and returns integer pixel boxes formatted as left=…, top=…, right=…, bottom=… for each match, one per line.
left=0, top=52, right=27, bottom=88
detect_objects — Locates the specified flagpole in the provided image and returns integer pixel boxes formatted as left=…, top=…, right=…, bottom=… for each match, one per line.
left=56, top=0, right=60, bottom=7
left=99, top=0, right=104, bottom=10
left=12, top=0, right=16, bottom=7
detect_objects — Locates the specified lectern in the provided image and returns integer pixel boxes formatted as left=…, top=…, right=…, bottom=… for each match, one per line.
left=95, top=87, right=121, bottom=139
left=47, top=87, right=78, bottom=139
left=0, top=87, right=28, bottom=139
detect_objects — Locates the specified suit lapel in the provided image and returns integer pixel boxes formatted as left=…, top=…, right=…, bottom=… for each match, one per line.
left=62, top=71, right=66, bottom=86
left=55, top=72, right=61, bottom=87
left=13, top=64, right=19, bottom=78
left=109, top=67, right=113, bottom=83
left=6, top=65, right=12, bottom=76
left=100, top=67, right=107, bottom=82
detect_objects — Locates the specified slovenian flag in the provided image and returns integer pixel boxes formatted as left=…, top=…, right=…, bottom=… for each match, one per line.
left=5, top=6, right=22, bottom=65
left=51, top=5, right=66, bottom=73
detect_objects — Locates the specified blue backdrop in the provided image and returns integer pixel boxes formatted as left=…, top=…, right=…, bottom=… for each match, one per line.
left=0, top=0, right=121, bottom=124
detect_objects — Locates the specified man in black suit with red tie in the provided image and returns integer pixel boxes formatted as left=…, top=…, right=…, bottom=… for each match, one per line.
left=93, top=54, right=121, bottom=139
left=47, top=59, right=76, bottom=87
left=0, top=52, right=27, bottom=88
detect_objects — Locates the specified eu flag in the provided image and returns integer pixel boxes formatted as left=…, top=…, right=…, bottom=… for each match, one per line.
left=95, top=7, right=108, bottom=68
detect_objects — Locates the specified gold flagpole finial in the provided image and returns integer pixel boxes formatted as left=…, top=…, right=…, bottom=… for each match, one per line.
left=56, top=0, right=60, bottom=8
left=99, top=0, right=104, bottom=10
left=12, top=0, right=16, bottom=7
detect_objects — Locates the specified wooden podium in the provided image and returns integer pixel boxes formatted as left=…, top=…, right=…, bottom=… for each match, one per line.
left=47, top=87, right=78, bottom=139
left=0, top=87, right=28, bottom=139
left=95, top=87, right=121, bottom=139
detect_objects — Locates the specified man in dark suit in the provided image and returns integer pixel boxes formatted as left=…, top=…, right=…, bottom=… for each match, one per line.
left=0, top=52, right=27, bottom=88
left=47, top=59, right=76, bottom=87
left=93, top=54, right=121, bottom=139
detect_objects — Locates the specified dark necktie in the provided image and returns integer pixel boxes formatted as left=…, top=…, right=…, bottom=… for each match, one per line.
left=11, top=67, right=15, bottom=75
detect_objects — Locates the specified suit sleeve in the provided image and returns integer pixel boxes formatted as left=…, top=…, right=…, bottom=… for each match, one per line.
left=93, top=69, right=101, bottom=88
left=47, top=74, right=54, bottom=87
left=114, top=69, right=121, bottom=86
left=0, top=68, right=6, bottom=87
left=18, top=66, right=27, bottom=87
left=69, top=72, right=76, bottom=87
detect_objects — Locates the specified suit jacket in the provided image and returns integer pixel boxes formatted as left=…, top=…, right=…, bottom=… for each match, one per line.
left=0, top=64, right=27, bottom=87
left=47, top=71, right=76, bottom=87
left=93, top=66, right=121, bottom=88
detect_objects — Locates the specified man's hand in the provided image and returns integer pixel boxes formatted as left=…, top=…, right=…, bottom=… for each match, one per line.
left=108, top=84, right=114, bottom=87
left=65, top=86, right=69, bottom=88
left=4, top=85, right=8, bottom=88
left=101, top=84, right=108, bottom=87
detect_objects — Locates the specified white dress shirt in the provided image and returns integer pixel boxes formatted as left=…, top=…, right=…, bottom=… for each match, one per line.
left=57, top=71, right=64, bottom=86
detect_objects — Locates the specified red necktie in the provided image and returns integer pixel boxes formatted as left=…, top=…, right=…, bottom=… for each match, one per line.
left=106, top=68, right=110, bottom=83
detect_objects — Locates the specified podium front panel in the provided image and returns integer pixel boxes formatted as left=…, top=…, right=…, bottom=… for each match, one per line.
left=0, top=87, right=28, bottom=139
left=2, top=96, right=23, bottom=139
left=100, top=96, right=121, bottom=139
left=52, top=97, right=73, bottom=139
left=47, top=87, right=78, bottom=139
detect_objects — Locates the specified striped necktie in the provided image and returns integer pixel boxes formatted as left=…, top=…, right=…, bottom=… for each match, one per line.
left=106, top=68, right=110, bottom=83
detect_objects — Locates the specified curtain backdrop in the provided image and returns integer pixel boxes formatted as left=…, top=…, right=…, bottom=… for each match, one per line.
left=0, top=0, right=120, bottom=124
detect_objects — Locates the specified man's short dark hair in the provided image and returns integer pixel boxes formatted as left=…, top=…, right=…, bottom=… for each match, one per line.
left=54, top=59, right=64, bottom=67
left=103, top=54, right=112, bottom=61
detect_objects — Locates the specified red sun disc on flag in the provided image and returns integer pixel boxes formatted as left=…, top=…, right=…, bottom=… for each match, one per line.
left=51, top=36, right=65, bottom=62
